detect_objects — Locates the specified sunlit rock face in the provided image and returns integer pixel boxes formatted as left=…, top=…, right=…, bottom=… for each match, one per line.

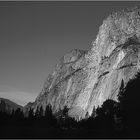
left=30, top=7, right=140, bottom=121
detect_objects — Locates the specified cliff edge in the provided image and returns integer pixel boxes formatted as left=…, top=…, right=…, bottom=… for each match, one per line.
left=27, top=7, right=140, bottom=121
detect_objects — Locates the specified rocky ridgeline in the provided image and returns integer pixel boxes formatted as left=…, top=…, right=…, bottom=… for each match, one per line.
left=0, top=98, right=23, bottom=113
left=25, top=7, right=140, bottom=121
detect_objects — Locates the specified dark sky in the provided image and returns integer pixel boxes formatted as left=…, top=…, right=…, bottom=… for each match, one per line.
left=0, top=1, right=140, bottom=106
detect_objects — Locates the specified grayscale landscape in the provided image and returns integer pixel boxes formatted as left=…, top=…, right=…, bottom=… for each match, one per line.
left=0, top=1, right=140, bottom=138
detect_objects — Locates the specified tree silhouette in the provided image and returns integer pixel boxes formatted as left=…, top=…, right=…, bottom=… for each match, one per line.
left=95, top=99, right=118, bottom=131
left=39, top=106, right=44, bottom=117
left=28, top=108, right=34, bottom=119
left=115, top=73, right=140, bottom=137
left=0, top=100, right=6, bottom=112
left=118, top=79, right=125, bottom=103
left=14, top=108, right=24, bottom=121
left=44, top=105, right=58, bottom=128
left=35, top=106, right=40, bottom=118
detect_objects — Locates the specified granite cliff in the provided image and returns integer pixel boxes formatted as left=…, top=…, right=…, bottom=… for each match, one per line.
left=26, top=7, right=140, bottom=121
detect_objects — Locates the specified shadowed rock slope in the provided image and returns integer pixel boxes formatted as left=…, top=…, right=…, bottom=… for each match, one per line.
left=26, top=7, right=140, bottom=121
left=0, top=98, right=23, bottom=113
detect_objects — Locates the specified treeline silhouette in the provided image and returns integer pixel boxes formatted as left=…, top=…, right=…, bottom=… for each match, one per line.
left=1, top=73, right=140, bottom=138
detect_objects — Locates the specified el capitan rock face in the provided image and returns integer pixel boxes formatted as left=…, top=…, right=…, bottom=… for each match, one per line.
left=29, top=7, right=140, bottom=120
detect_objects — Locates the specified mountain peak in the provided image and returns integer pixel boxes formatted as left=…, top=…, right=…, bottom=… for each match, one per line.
left=26, top=7, right=140, bottom=121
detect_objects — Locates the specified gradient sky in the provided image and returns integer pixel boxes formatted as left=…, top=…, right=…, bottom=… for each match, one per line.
left=0, top=1, right=140, bottom=106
